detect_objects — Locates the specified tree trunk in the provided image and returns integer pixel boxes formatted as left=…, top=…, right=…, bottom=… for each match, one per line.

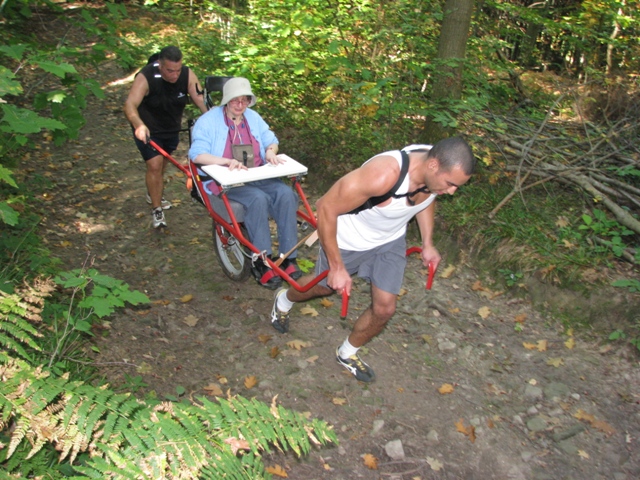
left=422, top=0, right=475, bottom=142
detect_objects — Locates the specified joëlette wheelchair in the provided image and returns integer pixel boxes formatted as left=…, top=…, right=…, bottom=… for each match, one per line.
left=149, top=76, right=342, bottom=308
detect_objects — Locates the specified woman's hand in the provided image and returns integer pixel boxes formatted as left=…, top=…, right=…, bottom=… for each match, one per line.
left=227, top=158, right=248, bottom=171
left=265, top=148, right=285, bottom=165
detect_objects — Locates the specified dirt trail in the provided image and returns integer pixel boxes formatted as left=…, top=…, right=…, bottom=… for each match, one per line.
left=34, top=63, right=639, bottom=480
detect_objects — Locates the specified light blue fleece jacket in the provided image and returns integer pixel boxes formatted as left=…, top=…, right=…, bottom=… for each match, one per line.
left=188, top=106, right=278, bottom=162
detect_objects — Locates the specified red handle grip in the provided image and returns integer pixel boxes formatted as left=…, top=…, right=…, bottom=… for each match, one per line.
left=426, top=262, right=435, bottom=290
left=341, top=290, right=349, bottom=318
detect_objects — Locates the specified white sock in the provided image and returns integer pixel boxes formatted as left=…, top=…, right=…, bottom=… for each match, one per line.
left=338, top=338, right=359, bottom=359
left=276, top=290, right=295, bottom=312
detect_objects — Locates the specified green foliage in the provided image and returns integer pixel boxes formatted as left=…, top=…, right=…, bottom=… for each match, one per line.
left=498, top=268, right=524, bottom=288
left=608, top=318, right=640, bottom=352
left=578, top=208, right=635, bottom=259
left=0, top=355, right=337, bottom=478
left=0, top=278, right=51, bottom=362
left=54, top=269, right=149, bottom=319
left=612, top=278, right=640, bottom=293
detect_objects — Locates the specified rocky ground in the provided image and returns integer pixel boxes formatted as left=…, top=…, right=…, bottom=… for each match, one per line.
left=30, top=59, right=640, bottom=480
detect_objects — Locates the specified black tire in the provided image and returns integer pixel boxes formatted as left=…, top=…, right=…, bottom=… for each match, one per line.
left=212, top=221, right=252, bottom=281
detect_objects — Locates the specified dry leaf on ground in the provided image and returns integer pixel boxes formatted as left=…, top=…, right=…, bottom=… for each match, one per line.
left=287, top=339, right=309, bottom=350
left=478, top=306, right=491, bottom=319
left=182, top=314, right=199, bottom=327
left=332, top=397, right=347, bottom=405
left=270, top=346, right=280, bottom=358
left=320, top=297, right=334, bottom=308
left=537, top=339, right=548, bottom=351
left=258, top=334, right=272, bottom=344
left=265, top=464, right=288, bottom=477
left=547, top=357, right=564, bottom=367
left=574, top=409, right=616, bottom=436
left=244, top=375, right=257, bottom=389
left=427, top=456, right=444, bottom=471
left=300, top=305, right=319, bottom=317
left=438, top=383, right=455, bottom=395
left=203, top=383, right=223, bottom=396
left=180, top=294, right=193, bottom=303
left=363, top=453, right=378, bottom=470
left=565, top=337, right=575, bottom=349
left=455, top=418, right=476, bottom=443
left=440, top=264, right=456, bottom=278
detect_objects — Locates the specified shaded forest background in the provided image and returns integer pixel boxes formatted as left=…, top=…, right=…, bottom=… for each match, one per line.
left=1, top=0, right=639, bottom=477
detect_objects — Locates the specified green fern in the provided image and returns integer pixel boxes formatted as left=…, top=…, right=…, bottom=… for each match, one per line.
left=0, top=279, right=49, bottom=361
left=1, top=355, right=338, bottom=478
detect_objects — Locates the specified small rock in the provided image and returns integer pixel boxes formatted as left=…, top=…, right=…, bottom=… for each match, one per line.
left=512, top=415, right=524, bottom=425
left=470, top=417, right=481, bottom=426
left=524, top=384, right=543, bottom=400
left=557, top=439, right=578, bottom=455
left=551, top=424, right=585, bottom=442
left=527, top=406, right=539, bottom=415
left=371, top=420, right=385, bottom=436
left=426, top=430, right=439, bottom=443
left=385, top=439, right=405, bottom=460
left=526, top=416, right=547, bottom=432
left=613, top=473, right=627, bottom=480
left=571, top=393, right=581, bottom=401
left=521, top=451, right=534, bottom=462
left=258, top=379, right=273, bottom=390
left=543, top=382, right=570, bottom=400
left=296, top=360, right=308, bottom=369
left=438, top=340, right=457, bottom=352
left=338, top=446, right=347, bottom=455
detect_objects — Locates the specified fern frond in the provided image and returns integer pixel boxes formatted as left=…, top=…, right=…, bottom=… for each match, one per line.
left=2, top=355, right=337, bottom=478
left=0, top=332, right=33, bottom=361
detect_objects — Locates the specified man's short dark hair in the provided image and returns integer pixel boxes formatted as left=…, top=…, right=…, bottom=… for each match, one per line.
left=428, top=136, right=476, bottom=176
left=159, top=46, right=183, bottom=63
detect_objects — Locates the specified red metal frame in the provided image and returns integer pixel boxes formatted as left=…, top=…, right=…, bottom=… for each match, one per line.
left=149, top=140, right=435, bottom=318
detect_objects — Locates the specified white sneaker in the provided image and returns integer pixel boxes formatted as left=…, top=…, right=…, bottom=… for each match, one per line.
left=146, top=192, right=172, bottom=210
left=152, top=207, right=167, bottom=228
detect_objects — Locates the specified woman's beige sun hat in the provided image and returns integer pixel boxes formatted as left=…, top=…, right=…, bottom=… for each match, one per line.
left=220, top=77, right=257, bottom=107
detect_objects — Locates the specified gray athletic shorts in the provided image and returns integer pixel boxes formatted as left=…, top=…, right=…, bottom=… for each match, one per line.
left=315, top=235, right=407, bottom=294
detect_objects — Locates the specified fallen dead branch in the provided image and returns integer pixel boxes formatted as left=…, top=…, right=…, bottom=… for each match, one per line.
left=485, top=103, right=640, bottom=249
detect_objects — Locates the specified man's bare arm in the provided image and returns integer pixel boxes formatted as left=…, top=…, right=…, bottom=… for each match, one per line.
left=415, top=202, right=441, bottom=271
left=123, top=74, right=150, bottom=142
left=315, top=155, right=400, bottom=293
left=188, top=70, right=208, bottom=114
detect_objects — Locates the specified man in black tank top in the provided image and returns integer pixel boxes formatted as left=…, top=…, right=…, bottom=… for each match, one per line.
left=124, top=46, right=207, bottom=228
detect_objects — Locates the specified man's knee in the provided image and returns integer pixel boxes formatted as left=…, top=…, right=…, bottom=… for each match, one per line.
left=146, top=156, right=164, bottom=174
left=371, top=300, right=396, bottom=321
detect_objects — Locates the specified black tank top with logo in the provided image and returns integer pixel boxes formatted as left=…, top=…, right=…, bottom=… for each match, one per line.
left=137, top=62, right=190, bottom=138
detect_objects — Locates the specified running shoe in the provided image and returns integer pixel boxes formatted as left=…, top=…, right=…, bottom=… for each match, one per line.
left=270, top=288, right=290, bottom=334
left=336, top=348, right=376, bottom=382
left=146, top=192, right=172, bottom=210
left=152, top=207, right=167, bottom=229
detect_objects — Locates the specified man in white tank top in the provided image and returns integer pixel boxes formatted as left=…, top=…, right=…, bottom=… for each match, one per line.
left=271, top=137, right=476, bottom=382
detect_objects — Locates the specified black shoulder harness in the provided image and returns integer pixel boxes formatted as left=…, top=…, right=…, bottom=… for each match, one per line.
left=348, top=150, right=430, bottom=214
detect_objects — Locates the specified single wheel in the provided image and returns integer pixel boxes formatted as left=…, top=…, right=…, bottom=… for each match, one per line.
left=213, top=221, right=252, bottom=281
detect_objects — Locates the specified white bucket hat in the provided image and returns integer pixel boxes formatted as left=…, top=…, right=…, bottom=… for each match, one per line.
left=220, top=77, right=257, bottom=107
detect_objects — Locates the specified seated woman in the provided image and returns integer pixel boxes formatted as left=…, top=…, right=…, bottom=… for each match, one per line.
left=189, top=77, right=301, bottom=289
